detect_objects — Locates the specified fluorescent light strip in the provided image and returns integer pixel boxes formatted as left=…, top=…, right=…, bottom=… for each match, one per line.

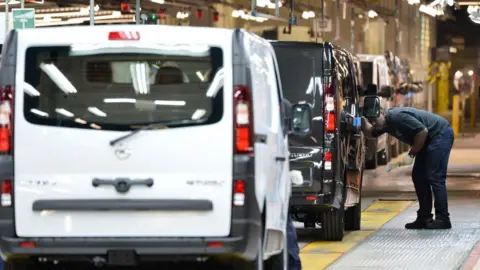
left=55, top=108, right=74, bottom=117
left=39, top=63, right=78, bottom=94
left=75, top=118, right=87, bottom=124
left=104, top=98, right=136, bottom=103
left=154, top=100, right=186, bottom=106
left=196, top=71, right=205, bottom=82
left=191, top=109, right=206, bottom=120
left=90, top=123, right=101, bottom=129
left=30, top=109, right=48, bottom=117
left=87, top=107, right=107, bottom=117
left=23, top=82, right=40, bottom=97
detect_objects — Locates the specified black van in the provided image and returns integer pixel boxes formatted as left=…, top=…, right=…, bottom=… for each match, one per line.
left=271, top=41, right=365, bottom=241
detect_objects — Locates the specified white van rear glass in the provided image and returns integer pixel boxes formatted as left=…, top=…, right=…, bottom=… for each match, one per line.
left=23, top=46, right=224, bottom=131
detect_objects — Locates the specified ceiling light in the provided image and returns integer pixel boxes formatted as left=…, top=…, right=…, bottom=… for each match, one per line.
left=191, top=109, right=207, bottom=120
left=55, top=108, right=74, bottom=117
left=196, top=71, right=205, bottom=82
left=30, top=108, right=49, bottom=117
left=368, top=10, right=378, bottom=18
left=151, top=0, right=165, bottom=3
left=104, top=98, right=136, bottom=103
left=75, top=118, right=87, bottom=124
left=154, top=100, right=186, bottom=106
left=23, top=82, right=40, bottom=96
left=90, top=123, right=101, bottom=129
left=87, top=107, right=107, bottom=117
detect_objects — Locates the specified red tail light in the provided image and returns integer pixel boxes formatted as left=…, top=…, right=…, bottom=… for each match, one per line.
left=324, top=83, right=336, bottom=133
left=234, top=85, right=254, bottom=154
left=324, top=152, right=332, bottom=161
left=233, top=180, right=245, bottom=207
left=0, top=86, right=13, bottom=155
left=1, top=180, right=12, bottom=207
left=324, top=151, right=332, bottom=170
left=108, top=31, right=140, bottom=41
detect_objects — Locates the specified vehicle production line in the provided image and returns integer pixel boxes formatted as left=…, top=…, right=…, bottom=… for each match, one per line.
left=295, top=173, right=480, bottom=270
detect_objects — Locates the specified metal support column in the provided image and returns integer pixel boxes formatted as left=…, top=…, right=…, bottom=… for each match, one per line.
left=452, top=93, right=460, bottom=137
left=89, top=0, right=95, bottom=25
left=471, top=89, right=477, bottom=127
left=5, top=0, right=8, bottom=36
left=136, top=0, right=141, bottom=25
left=321, top=0, right=325, bottom=41
left=350, top=8, right=355, bottom=53
left=394, top=0, right=399, bottom=58
left=21, top=0, right=24, bottom=9
left=436, top=62, right=450, bottom=113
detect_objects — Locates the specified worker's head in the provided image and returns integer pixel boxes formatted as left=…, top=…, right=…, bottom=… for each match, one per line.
left=155, top=61, right=186, bottom=85
left=369, top=108, right=387, bottom=129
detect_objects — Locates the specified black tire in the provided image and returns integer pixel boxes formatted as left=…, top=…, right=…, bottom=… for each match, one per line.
left=2, top=260, right=31, bottom=270
left=322, top=209, right=345, bottom=241
left=365, top=151, right=377, bottom=169
left=344, top=202, right=361, bottom=231
left=390, top=140, right=399, bottom=158
left=377, top=148, right=389, bottom=166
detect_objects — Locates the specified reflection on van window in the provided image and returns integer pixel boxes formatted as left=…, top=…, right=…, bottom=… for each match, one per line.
left=23, top=46, right=224, bottom=131
left=272, top=46, right=319, bottom=103
left=361, top=62, right=373, bottom=87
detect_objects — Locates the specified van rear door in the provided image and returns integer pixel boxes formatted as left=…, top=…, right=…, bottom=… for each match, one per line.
left=14, top=32, right=232, bottom=237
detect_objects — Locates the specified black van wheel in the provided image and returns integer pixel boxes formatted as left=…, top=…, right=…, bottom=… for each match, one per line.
left=365, top=152, right=377, bottom=170
left=345, top=202, right=362, bottom=231
left=390, top=140, right=399, bottom=158
left=377, top=148, right=389, bottom=166
left=3, top=259, right=31, bottom=270
left=322, top=208, right=345, bottom=241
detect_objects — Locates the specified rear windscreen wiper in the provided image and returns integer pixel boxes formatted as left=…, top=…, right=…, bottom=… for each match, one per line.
left=109, top=119, right=202, bottom=147
left=109, top=123, right=168, bottom=147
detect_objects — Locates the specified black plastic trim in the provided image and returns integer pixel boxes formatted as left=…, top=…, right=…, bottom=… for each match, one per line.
left=32, top=199, right=213, bottom=212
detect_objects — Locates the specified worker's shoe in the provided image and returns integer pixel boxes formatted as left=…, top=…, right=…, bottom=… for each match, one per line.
left=425, top=219, right=452, bottom=230
left=405, top=216, right=433, bottom=229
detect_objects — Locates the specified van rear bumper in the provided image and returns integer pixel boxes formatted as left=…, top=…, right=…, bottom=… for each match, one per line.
left=0, top=219, right=262, bottom=261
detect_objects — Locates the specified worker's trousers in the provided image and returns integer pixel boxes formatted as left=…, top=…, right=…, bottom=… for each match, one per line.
left=287, top=216, right=302, bottom=270
left=411, top=126, right=454, bottom=221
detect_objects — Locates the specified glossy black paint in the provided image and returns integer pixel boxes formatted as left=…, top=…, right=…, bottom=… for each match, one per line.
left=271, top=41, right=364, bottom=217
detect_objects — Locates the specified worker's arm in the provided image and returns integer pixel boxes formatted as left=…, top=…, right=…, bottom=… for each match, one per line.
left=399, top=114, right=428, bottom=155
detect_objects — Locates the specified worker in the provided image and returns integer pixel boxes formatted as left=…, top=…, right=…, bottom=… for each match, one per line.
left=361, top=107, right=454, bottom=230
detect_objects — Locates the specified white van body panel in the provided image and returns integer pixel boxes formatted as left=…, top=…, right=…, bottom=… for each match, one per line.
left=241, top=33, right=289, bottom=253
left=14, top=26, right=235, bottom=237
left=357, top=54, right=393, bottom=152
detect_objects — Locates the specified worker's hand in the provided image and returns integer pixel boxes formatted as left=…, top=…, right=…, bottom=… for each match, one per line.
left=289, top=170, right=304, bottom=186
left=401, top=154, right=415, bottom=166
left=385, top=154, right=415, bottom=172
left=385, top=161, right=400, bottom=172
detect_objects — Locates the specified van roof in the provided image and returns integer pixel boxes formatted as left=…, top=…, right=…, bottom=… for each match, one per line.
left=15, top=25, right=236, bottom=45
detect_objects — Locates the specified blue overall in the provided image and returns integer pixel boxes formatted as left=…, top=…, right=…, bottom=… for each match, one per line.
left=411, top=126, right=454, bottom=221
left=373, top=107, right=453, bottom=221
left=287, top=216, right=302, bottom=269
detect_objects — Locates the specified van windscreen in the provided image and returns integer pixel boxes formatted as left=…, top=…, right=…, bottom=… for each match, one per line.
left=23, top=46, right=224, bottom=131
left=273, top=46, right=319, bottom=103
left=361, top=62, right=373, bottom=87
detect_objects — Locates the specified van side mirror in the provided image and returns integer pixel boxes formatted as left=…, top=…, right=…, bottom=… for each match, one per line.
left=378, top=85, right=394, bottom=98
left=291, top=104, right=312, bottom=135
left=363, top=96, right=381, bottom=118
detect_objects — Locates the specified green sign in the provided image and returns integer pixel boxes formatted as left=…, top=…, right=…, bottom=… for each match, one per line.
left=12, top=8, right=35, bottom=30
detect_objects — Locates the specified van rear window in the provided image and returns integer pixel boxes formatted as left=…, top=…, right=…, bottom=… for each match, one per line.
left=23, top=46, right=224, bottom=131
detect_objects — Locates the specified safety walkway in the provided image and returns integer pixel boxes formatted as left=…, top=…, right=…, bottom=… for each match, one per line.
left=299, top=194, right=480, bottom=270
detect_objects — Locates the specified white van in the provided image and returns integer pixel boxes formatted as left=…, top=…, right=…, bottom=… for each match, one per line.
left=357, top=54, right=398, bottom=169
left=0, top=25, right=291, bottom=269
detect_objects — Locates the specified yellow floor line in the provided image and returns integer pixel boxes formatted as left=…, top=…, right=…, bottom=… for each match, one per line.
left=300, top=200, right=414, bottom=270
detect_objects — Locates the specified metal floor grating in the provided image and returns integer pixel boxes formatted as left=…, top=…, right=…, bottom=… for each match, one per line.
left=327, top=198, right=480, bottom=270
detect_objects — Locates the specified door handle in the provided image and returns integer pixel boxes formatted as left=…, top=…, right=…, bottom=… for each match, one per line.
left=276, top=157, right=286, bottom=162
